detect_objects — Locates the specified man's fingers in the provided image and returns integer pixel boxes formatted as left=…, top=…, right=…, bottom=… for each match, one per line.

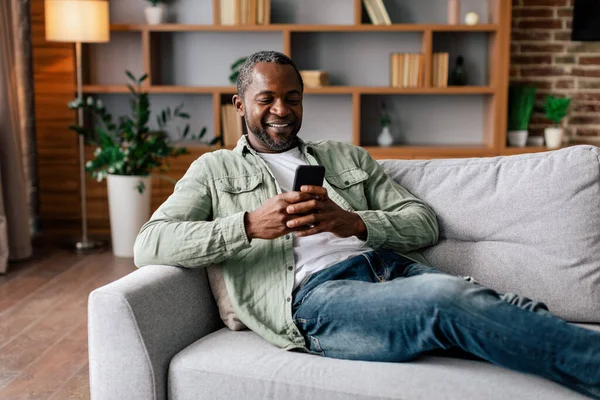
left=286, top=199, right=320, bottom=215
left=295, top=225, right=321, bottom=237
left=300, top=185, right=328, bottom=198
left=286, top=214, right=319, bottom=228
left=282, top=191, right=317, bottom=204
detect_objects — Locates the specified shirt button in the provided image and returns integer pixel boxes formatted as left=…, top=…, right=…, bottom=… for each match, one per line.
left=344, top=180, right=350, bottom=185
left=288, top=266, right=293, bottom=271
left=287, top=297, right=291, bottom=302
left=285, top=235, right=290, bottom=240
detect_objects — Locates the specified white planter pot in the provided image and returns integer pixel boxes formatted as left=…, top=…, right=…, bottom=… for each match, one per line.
left=144, top=5, right=165, bottom=25
left=544, top=127, right=564, bottom=149
left=377, top=126, right=393, bottom=147
left=507, top=130, right=528, bottom=147
left=107, top=174, right=152, bottom=258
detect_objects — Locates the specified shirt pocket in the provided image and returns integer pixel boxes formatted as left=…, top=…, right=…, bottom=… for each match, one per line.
left=325, top=168, right=369, bottom=211
left=214, top=175, right=265, bottom=215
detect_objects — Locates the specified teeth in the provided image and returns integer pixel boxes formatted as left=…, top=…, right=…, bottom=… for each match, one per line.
left=268, top=123, right=289, bottom=127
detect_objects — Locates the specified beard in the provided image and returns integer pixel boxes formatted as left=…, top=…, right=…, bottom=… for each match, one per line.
left=246, top=119, right=300, bottom=152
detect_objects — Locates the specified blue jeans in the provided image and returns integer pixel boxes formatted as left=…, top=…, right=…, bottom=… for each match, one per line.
left=292, top=250, right=600, bottom=399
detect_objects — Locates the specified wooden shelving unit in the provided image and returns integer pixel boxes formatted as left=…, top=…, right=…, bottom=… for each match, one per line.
left=83, top=0, right=519, bottom=160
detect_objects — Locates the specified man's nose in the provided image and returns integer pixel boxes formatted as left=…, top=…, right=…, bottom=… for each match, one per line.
left=270, top=99, right=289, bottom=117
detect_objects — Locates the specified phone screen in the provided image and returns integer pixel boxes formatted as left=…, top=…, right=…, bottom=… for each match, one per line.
left=292, top=165, right=326, bottom=191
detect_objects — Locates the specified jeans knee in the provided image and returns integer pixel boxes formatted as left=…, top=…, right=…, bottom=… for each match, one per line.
left=418, top=274, right=471, bottom=308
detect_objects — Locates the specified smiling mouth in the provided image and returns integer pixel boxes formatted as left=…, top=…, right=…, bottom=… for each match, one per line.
left=266, top=122, right=293, bottom=128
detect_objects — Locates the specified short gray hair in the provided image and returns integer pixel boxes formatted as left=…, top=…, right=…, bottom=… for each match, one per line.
left=236, top=50, right=303, bottom=98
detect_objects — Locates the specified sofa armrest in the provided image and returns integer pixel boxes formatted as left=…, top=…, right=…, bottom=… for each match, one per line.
left=88, top=265, right=222, bottom=400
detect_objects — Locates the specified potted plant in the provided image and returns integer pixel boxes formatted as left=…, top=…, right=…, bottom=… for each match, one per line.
left=544, top=95, right=571, bottom=149
left=377, top=101, right=393, bottom=147
left=229, top=56, right=248, bottom=85
left=507, top=85, right=536, bottom=147
left=68, top=71, right=214, bottom=257
left=144, top=0, right=165, bottom=25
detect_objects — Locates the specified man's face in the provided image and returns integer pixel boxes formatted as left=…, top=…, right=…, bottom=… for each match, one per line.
left=233, top=62, right=303, bottom=153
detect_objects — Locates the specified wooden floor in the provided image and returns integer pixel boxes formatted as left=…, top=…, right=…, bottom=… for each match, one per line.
left=0, top=245, right=136, bottom=400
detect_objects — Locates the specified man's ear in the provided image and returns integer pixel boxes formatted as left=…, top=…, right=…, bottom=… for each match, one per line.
left=232, top=94, right=245, bottom=116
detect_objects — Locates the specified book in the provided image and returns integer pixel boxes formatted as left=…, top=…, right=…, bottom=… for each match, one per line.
left=257, top=0, right=264, bottom=24
left=300, top=70, right=329, bottom=87
left=219, top=0, right=235, bottom=25
left=264, top=0, right=271, bottom=24
left=372, top=0, right=392, bottom=25
left=249, top=0, right=257, bottom=25
left=221, top=104, right=244, bottom=146
left=363, top=0, right=381, bottom=25
left=390, top=53, right=398, bottom=87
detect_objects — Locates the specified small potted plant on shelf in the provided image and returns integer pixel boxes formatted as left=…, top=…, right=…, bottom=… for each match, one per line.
left=377, top=101, right=393, bottom=147
left=544, top=95, right=571, bottom=149
left=507, top=85, right=536, bottom=147
left=144, top=0, right=165, bottom=25
left=67, top=71, right=215, bottom=258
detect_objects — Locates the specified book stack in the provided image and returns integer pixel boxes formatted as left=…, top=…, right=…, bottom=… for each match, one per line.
left=299, top=70, right=329, bottom=88
left=363, top=0, right=391, bottom=25
left=221, top=104, right=244, bottom=147
left=389, top=53, right=424, bottom=88
left=432, top=52, right=449, bottom=88
left=219, top=0, right=271, bottom=25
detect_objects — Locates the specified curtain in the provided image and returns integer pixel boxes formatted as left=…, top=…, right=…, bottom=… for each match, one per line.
left=0, top=0, right=38, bottom=273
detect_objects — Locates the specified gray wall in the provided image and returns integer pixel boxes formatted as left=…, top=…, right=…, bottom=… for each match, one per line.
left=361, top=95, right=485, bottom=146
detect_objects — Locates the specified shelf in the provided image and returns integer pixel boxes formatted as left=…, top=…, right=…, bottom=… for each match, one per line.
left=111, top=23, right=499, bottom=33
left=82, top=85, right=495, bottom=95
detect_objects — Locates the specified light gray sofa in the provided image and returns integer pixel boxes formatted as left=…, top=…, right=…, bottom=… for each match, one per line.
left=88, top=145, right=600, bottom=400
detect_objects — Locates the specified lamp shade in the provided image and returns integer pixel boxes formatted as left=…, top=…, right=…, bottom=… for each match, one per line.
left=45, top=0, right=110, bottom=43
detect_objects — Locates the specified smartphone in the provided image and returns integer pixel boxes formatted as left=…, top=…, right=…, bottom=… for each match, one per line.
left=292, top=165, right=326, bottom=192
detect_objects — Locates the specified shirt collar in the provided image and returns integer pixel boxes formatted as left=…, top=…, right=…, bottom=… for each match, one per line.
left=234, top=134, right=314, bottom=158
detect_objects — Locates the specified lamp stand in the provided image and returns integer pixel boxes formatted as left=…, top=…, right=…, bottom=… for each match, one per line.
left=74, top=41, right=102, bottom=252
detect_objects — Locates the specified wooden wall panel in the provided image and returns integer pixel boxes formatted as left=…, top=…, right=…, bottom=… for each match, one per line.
left=31, top=0, right=205, bottom=239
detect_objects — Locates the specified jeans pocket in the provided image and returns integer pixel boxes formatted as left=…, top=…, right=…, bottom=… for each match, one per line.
left=307, top=334, right=325, bottom=356
left=362, top=252, right=388, bottom=282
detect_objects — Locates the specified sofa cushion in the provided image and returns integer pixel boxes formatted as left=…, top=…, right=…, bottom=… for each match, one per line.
left=379, top=145, right=600, bottom=323
left=168, top=328, right=591, bottom=400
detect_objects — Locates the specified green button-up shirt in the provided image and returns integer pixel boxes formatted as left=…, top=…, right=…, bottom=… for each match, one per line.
left=133, top=135, right=439, bottom=351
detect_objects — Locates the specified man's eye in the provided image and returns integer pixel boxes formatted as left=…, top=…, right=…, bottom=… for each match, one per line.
left=257, top=98, right=271, bottom=104
left=287, top=98, right=301, bottom=104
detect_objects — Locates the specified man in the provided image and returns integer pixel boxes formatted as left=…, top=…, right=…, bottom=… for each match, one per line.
left=134, top=50, right=600, bottom=399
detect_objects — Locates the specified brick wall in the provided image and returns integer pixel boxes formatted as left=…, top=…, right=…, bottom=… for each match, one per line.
left=510, top=0, right=600, bottom=140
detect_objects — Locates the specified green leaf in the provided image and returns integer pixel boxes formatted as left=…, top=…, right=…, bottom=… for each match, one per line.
left=126, top=70, right=136, bottom=83
left=182, top=125, right=190, bottom=138
left=138, top=73, right=148, bottom=84
left=178, top=112, right=190, bottom=119
left=127, top=84, right=136, bottom=95
left=230, top=56, right=247, bottom=70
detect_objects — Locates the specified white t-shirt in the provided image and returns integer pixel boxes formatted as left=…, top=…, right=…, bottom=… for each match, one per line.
left=258, top=147, right=372, bottom=291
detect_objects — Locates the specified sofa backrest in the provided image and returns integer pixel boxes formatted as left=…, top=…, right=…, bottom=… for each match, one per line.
left=379, top=145, right=600, bottom=323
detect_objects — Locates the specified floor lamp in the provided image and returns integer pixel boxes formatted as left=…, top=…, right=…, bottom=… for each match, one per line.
left=45, top=0, right=110, bottom=251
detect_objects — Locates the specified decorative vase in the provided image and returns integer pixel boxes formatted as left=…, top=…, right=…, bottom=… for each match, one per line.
left=107, top=174, right=152, bottom=258
left=448, top=0, right=460, bottom=24
left=449, top=55, right=468, bottom=86
left=144, top=5, right=165, bottom=25
left=507, top=130, right=528, bottom=147
left=544, top=127, right=564, bottom=149
left=377, top=126, right=393, bottom=147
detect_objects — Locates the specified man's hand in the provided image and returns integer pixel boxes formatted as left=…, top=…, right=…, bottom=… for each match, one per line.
left=284, top=186, right=367, bottom=240
left=244, top=191, right=319, bottom=240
